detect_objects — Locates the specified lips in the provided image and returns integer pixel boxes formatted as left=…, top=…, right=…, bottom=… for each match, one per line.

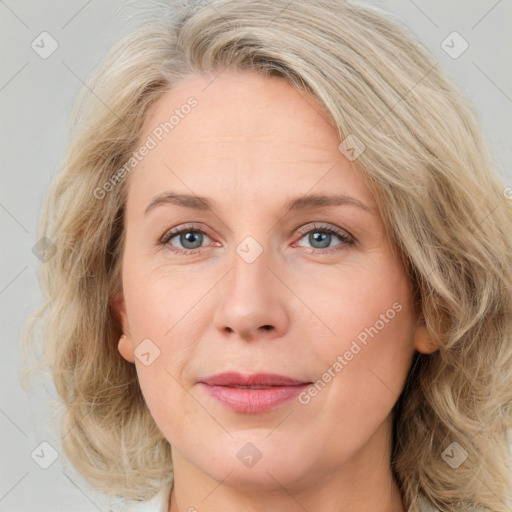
left=199, top=372, right=307, bottom=387
left=198, top=372, right=312, bottom=413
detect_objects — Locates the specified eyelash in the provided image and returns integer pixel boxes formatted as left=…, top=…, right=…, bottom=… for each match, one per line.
left=158, top=223, right=355, bottom=256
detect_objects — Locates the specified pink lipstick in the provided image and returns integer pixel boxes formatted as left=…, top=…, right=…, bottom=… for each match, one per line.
left=198, top=372, right=311, bottom=413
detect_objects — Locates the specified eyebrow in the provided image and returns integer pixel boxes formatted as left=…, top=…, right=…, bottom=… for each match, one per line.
left=144, top=192, right=372, bottom=215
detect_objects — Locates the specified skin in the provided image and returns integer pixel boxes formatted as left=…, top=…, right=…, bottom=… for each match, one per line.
left=115, top=70, right=436, bottom=512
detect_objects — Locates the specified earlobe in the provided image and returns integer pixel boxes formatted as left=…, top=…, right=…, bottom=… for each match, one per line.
left=414, top=325, right=438, bottom=354
left=118, top=334, right=135, bottom=363
left=112, top=292, right=134, bottom=363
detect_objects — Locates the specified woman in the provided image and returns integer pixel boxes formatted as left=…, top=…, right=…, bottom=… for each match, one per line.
left=22, top=0, right=512, bottom=511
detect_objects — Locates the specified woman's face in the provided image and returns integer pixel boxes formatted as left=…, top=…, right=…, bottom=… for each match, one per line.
left=116, top=70, right=422, bottom=492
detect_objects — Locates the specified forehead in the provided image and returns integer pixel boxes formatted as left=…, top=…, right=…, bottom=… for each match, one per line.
left=143, top=70, right=338, bottom=147
left=126, top=71, right=376, bottom=213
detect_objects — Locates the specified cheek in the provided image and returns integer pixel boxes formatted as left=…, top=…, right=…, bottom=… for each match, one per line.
left=299, top=257, right=416, bottom=426
left=297, top=251, right=415, bottom=360
left=121, top=252, right=210, bottom=439
left=320, top=326, right=414, bottom=458
left=122, top=247, right=205, bottom=347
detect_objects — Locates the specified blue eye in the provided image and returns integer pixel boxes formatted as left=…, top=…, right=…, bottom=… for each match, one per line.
left=295, top=223, right=354, bottom=252
left=160, top=224, right=211, bottom=254
left=159, top=223, right=354, bottom=256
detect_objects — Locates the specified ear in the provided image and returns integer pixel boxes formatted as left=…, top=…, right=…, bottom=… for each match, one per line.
left=413, top=324, right=438, bottom=354
left=118, top=334, right=135, bottom=363
left=112, top=291, right=135, bottom=363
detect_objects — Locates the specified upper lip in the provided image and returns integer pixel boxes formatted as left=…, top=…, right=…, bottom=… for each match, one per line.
left=198, top=372, right=309, bottom=387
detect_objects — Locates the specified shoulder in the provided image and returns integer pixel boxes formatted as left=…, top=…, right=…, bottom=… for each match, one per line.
left=416, top=496, right=485, bottom=512
left=417, top=494, right=439, bottom=512
left=108, top=483, right=172, bottom=512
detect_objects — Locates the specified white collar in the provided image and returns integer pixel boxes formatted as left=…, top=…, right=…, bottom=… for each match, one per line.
left=109, top=482, right=172, bottom=512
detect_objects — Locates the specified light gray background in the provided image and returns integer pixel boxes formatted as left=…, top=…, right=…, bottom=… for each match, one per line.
left=1, top=1, right=511, bottom=511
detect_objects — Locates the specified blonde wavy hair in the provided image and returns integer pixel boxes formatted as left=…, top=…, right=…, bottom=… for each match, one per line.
left=21, top=0, right=512, bottom=510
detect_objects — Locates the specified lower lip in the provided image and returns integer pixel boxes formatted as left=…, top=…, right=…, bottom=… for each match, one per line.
left=199, top=383, right=310, bottom=413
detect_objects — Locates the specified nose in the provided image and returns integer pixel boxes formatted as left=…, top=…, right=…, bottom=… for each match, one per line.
left=213, top=244, right=289, bottom=342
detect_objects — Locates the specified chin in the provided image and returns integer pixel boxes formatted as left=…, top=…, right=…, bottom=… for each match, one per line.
left=183, top=435, right=322, bottom=492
